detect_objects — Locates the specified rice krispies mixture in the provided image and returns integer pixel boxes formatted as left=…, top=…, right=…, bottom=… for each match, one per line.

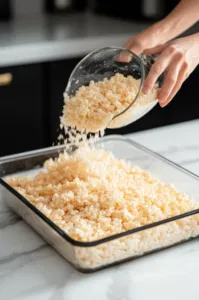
left=75, top=213, right=199, bottom=268
left=6, top=146, right=199, bottom=244
left=61, top=73, right=158, bottom=133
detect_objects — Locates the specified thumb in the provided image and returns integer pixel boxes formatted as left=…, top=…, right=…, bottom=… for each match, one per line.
left=116, top=39, right=143, bottom=63
left=123, top=39, right=143, bottom=55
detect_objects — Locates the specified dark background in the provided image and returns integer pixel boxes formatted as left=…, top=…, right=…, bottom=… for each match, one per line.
left=0, top=0, right=198, bottom=157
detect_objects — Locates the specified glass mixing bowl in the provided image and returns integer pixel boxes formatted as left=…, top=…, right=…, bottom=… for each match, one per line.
left=64, top=46, right=164, bottom=129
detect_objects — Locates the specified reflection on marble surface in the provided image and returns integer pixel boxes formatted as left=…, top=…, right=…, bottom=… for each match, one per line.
left=1, top=120, right=199, bottom=299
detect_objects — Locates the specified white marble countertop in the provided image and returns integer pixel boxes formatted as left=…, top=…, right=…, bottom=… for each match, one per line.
left=1, top=119, right=199, bottom=299
left=0, top=13, right=149, bottom=67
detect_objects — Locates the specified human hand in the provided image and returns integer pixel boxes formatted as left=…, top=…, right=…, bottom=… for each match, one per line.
left=123, top=21, right=170, bottom=55
left=142, top=33, right=199, bottom=107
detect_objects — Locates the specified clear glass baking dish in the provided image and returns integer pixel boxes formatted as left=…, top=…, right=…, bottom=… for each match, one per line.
left=1, top=135, right=199, bottom=273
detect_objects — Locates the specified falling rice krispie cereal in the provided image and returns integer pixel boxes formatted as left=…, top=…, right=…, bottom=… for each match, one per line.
left=61, top=73, right=158, bottom=133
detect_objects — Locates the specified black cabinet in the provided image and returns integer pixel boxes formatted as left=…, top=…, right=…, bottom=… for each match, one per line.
left=92, top=0, right=179, bottom=22
left=0, top=64, right=48, bottom=156
left=46, top=57, right=84, bottom=145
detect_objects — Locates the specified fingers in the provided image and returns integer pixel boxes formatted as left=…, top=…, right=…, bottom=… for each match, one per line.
left=116, top=49, right=133, bottom=63
left=158, top=53, right=184, bottom=106
left=142, top=43, right=189, bottom=108
left=142, top=47, right=173, bottom=94
left=143, top=44, right=165, bottom=55
left=161, top=62, right=188, bottom=107
left=118, top=38, right=144, bottom=62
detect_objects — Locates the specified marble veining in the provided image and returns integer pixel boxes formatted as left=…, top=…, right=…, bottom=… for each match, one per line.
left=1, top=119, right=199, bottom=300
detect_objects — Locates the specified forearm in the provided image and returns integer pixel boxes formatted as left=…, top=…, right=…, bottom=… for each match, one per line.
left=154, top=0, right=199, bottom=43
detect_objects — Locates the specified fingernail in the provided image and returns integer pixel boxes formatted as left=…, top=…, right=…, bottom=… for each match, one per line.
left=159, top=100, right=167, bottom=107
left=116, top=53, right=131, bottom=63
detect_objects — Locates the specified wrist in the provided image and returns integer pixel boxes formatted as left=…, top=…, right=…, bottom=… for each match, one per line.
left=151, top=20, right=172, bottom=44
left=157, top=0, right=199, bottom=42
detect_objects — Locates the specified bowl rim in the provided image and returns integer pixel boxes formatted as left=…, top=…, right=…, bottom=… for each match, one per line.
left=64, top=46, right=146, bottom=121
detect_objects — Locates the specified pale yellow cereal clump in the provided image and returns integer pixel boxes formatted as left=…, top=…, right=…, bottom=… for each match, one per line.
left=61, top=73, right=158, bottom=133
left=6, top=146, right=199, bottom=243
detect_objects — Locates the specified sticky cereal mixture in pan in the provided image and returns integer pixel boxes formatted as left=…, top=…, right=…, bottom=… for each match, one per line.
left=6, top=146, right=199, bottom=243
